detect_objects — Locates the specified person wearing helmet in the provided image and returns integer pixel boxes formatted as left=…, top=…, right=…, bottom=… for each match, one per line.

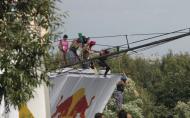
left=113, top=74, right=128, bottom=111
left=82, top=38, right=96, bottom=59
left=81, top=37, right=96, bottom=68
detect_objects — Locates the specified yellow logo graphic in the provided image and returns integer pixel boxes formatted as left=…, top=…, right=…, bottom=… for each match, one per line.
left=19, top=104, right=34, bottom=118
left=52, top=88, right=95, bottom=118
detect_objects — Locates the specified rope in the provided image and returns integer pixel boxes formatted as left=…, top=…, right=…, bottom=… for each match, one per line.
left=60, top=32, right=190, bottom=68
left=45, top=28, right=190, bottom=66
left=51, top=28, right=190, bottom=43
left=119, top=56, right=121, bottom=73
left=128, top=28, right=189, bottom=45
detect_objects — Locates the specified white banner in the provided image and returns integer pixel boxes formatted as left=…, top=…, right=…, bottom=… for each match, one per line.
left=0, top=83, right=50, bottom=118
left=0, top=69, right=119, bottom=118
left=49, top=70, right=120, bottom=118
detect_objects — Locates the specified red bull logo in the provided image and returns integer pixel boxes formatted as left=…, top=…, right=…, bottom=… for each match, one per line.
left=52, top=88, right=95, bottom=118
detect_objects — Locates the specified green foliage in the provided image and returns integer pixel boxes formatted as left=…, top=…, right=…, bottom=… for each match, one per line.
left=154, top=52, right=190, bottom=108
left=104, top=79, right=144, bottom=118
left=174, top=101, right=190, bottom=118
left=0, top=0, right=62, bottom=109
left=45, top=51, right=63, bottom=71
left=106, top=52, right=190, bottom=118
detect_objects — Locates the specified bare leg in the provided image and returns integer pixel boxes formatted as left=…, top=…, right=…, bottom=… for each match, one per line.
left=62, top=52, right=67, bottom=65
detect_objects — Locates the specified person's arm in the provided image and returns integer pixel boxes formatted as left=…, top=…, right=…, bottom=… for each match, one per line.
left=58, top=40, right=62, bottom=50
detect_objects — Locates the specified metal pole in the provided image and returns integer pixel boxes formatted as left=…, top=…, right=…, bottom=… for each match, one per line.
left=125, top=35, right=130, bottom=49
left=62, top=32, right=190, bottom=68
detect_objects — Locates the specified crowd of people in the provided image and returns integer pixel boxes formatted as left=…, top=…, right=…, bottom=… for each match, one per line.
left=58, top=34, right=110, bottom=77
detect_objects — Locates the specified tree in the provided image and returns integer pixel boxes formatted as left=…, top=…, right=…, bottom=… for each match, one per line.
left=104, top=79, right=144, bottom=118
left=174, top=101, right=190, bottom=118
left=0, top=0, right=62, bottom=110
left=106, top=52, right=190, bottom=117
left=154, top=52, right=190, bottom=108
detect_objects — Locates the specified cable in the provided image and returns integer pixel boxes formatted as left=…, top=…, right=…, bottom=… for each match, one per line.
left=45, top=28, right=190, bottom=64
left=128, top=31, right=188, bottom=36
left=52, top=28, right=190, bottom=52
left=89, top=31, right=188, bottom=39
left=46, top=31, right=190, bottom=63
left=90, top=34, right=126, bottom=39
left=128, top=28, right=190, bottom=45
left=44, top=40, right=167, bottom=64
left=59, top=32, right=190, bottom=68
left=51, top=28, right=190, bottom=43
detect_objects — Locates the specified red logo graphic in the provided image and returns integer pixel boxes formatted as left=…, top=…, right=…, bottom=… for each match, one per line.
left=52, top=88, right=95, bottom=118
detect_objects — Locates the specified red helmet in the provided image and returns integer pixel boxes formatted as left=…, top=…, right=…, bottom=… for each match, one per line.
left=89, top=41, right=96, bottom=47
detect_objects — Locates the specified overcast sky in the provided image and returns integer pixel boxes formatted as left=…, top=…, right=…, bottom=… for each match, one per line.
left=56, top=0, right=190, bottom=57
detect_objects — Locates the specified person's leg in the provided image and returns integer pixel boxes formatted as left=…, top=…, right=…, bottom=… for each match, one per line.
left=102, top=61, right=110, bottom=77
left=81, top=52, right=89, bottom=69
left=104, top=65, right=110, bottom=77
left=90, top=61, right=95, bottom=69
left=74, top=50, right=80, bottom=61
left=71, top=48, right=80, bottom=61
left=98, top=59, right=110, bottom=77
left=62, top=52, right=67, bottom=65
left=114, top=91, right=123, bottom=111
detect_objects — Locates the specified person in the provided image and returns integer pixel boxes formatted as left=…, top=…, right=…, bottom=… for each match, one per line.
left=117, top=109, right=128, bottom=118
left=59, top=34, right=69, bottom=65
left=81, top=38, right=96, bottom=68
left=82, top=38, right=96, bottom=58
left=78, top=33, right=90, bottom=46
left=98, top=49, right=110, bottom=77
left=127, top=113, right=133, bottom=118
left=113, top=74, right=127, bottom=111
left=118, top=73, right=128, bottom=88
left=81, top=36, right=88, bottom=47
left=120, top=73, right=128, bottom=84
left=114, top=82, right=125, bottom=111
left=69, top=38, right=81, bottom=62
left=94, top=112, right=104, bottom=118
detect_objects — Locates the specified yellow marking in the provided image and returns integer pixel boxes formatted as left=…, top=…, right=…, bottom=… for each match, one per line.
left=66, top=88, right=85, bottom=116
left=19, top=104, right=34, bottom=118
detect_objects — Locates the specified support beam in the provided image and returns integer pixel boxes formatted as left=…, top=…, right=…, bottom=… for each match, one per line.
left=62, top=32, right=190, bottom=68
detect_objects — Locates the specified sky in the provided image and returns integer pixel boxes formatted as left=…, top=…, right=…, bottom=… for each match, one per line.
left=55, top=0, right=190, bottom=57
